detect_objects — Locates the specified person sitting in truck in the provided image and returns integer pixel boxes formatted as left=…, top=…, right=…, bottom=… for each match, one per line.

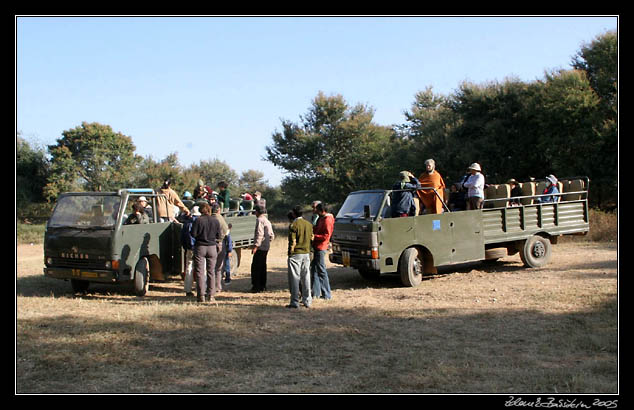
left=391, top=171, right=422, bottom=217
left=536, top=174, right=560, bottom=203
left=194, top=180, right=213, bottom=202
left=125, top=203, right=150, bottom=225
left=507, top=179, right=523, bottom=207
left=136, top=196, right=154, bottom=222
left=216, top=181, right=231, bottom=211
left=417, top=159, right=446, bottom=214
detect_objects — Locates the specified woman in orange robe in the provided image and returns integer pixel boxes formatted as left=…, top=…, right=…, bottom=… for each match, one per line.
left=417, top=159, right=446, bottom=214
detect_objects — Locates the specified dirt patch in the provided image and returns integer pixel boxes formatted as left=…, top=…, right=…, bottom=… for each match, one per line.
left=16, top=240, right=617, bottom=393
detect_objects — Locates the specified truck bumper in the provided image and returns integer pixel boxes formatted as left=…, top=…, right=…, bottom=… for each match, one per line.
left=329, top=253, right=380, bottom=271
left=44, top=267, right=120, bottom=283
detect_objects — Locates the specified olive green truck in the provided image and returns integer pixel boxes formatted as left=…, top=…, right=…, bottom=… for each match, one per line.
left=329, top=177, right=590, bottom=286
left=43, top=189, right=256, bottom=295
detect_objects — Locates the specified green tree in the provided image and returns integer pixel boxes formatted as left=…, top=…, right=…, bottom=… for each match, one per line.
left=44, top=122, right=141, bottom=201
left=17, top=134, right=50, bottom=205
left=266, top=92, right=394, bottom=205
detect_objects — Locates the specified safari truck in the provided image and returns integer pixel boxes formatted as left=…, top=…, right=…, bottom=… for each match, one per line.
left=329, top=177, right=589, bottom=287
left=43, top=189, right=256, bottom=295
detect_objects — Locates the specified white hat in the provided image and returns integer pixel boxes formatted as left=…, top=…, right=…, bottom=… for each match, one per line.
left=191, top=206, right=202, bottom=216
left=137, top=196, right=147, bottom=202
left=546, top=174, right=558, bottom=185
left=468, top=163, right=481, bottom=172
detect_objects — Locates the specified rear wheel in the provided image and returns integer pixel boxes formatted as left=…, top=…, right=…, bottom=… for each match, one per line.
left=519, top=235, right=552, bottom=268
left=399, top=247, right=423, bottom=287
left=134, top=257, right=150, bottom=296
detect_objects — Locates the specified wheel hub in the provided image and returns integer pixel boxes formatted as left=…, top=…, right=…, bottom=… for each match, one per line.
left=532, top=241, right=546, bottom=258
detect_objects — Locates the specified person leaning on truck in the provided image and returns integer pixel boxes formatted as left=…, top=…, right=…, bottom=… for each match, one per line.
left=462, top=163, right=485, bottom=210
left=286, top=206, right=313, bottom=309
left=391, top=171, right=422, bottom=217
left=191, top=202, right=222, bottom=303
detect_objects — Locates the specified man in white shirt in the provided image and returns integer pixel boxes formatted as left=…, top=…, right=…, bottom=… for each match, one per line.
left=462, top=163, right=485, bottom=210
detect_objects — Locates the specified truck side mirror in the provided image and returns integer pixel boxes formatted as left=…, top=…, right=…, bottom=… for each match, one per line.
left=364, top=205, right=371, bottom=219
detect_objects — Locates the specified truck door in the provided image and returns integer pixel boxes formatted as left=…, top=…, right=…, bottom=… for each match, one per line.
left=446, top=210, right=485, bottom=263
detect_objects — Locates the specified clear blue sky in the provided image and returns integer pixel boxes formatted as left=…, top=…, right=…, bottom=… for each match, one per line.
left=16, top=16, right=617, bottom=187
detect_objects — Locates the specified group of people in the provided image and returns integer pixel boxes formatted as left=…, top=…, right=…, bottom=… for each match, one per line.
left=392, top=160, right=561, bottom=216
left=185, top=180, right=267, bottom=215
left=283, top=201, right=334, bottom=309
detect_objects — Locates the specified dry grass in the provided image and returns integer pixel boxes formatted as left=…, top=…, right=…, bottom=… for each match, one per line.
left=16, top=236, right=618, bottom=394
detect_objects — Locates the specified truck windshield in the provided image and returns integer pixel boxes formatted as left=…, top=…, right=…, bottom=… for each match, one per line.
left=48, top=195, right=121, bottom=229
left=336, top=191, right=385, bottom=220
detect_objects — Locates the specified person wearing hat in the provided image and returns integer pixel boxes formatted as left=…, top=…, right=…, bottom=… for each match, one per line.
left=417, top=159, right=446, bottom=214
left=157, top=179, right=190, bottom=222
left=391, top=171, right=422, bottom=217
left=180, top=205, right=201, bottom=297
left=507, top=179, right=522, bottom=207
left=462, top=163, right=485, bottom=210
left=536, top=174, right=560, bottom=203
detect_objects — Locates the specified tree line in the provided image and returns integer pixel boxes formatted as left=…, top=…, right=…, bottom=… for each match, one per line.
left=17, top=30, right=617, bottom=219
left=267, top=30, right=617, bottom=209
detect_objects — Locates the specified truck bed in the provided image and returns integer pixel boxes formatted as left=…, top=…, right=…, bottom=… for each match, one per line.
left=483, top=200, right=589, bottom=244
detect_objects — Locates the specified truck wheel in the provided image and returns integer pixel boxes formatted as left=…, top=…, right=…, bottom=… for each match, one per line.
left=71, top=279, right=89, bottom=294
left=399, top=247, right=423, bottom=287
left=519, top=235, right=552, bottom=268
left=134, top=257, right=150, bottom=296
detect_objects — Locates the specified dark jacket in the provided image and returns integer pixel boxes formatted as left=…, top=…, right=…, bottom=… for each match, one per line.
left=191, top=214, right=221, bottom=246
left=391, top=178, right=422, bottom=217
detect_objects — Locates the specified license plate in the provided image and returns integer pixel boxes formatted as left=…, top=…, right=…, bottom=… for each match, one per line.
left=342, top=251, right=351, bottom=267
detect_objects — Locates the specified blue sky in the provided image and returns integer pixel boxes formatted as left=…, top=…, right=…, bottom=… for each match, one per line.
left=16, top=16, right=617, bottom=187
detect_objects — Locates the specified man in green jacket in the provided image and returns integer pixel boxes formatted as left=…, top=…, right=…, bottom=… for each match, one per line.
left=287, top=206, right=313, bottom=308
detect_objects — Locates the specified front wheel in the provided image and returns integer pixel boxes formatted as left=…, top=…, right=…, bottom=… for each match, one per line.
left=519, top=235, right=552, bottom=268
left=399, top=247, right=423, bottom=287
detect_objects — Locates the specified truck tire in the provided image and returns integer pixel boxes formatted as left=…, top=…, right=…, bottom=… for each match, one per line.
left=134, top=257, right=150, bottom=296
left=399, top=247, right=423, bottom=287
left=519, top=235, right=552, bottom=268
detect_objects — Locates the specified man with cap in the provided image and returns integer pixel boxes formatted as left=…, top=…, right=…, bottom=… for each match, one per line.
left=462, top=163, right=485, bottom=210
left=536, top=174, right=560, bottom=203
left=391, top=171, right=422, bottom=217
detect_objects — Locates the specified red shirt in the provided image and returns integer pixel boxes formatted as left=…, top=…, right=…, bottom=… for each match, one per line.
left=313, top=213, right=334, bottom=251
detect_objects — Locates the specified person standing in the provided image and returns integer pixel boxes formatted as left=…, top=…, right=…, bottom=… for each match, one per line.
left=223, top=223, right=234, bottom=284
left=250, top=205, right=275, bottom=293
left=191, top=203, right=221, bottom=303
left=179, top=206, right=201, bottom=297
left=212, top=203, right=229, bottom=293
left=287, top=206, right=313, bottom=309
left=311, top=203, right=334, bottom=300
left=462, top=163, right=485, bottom=210
left=417, top=159, right=446, bottom=214
left=157, top=179, right=190, bottom=222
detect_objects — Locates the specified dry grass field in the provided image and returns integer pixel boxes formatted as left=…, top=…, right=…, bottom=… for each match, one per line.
left=16, top=234, right=617, bottom=394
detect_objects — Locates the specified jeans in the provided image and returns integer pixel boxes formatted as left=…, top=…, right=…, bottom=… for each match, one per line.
left=288, top=253, right=311, bottom=307
left=311, top=249, right=331, bottom=299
